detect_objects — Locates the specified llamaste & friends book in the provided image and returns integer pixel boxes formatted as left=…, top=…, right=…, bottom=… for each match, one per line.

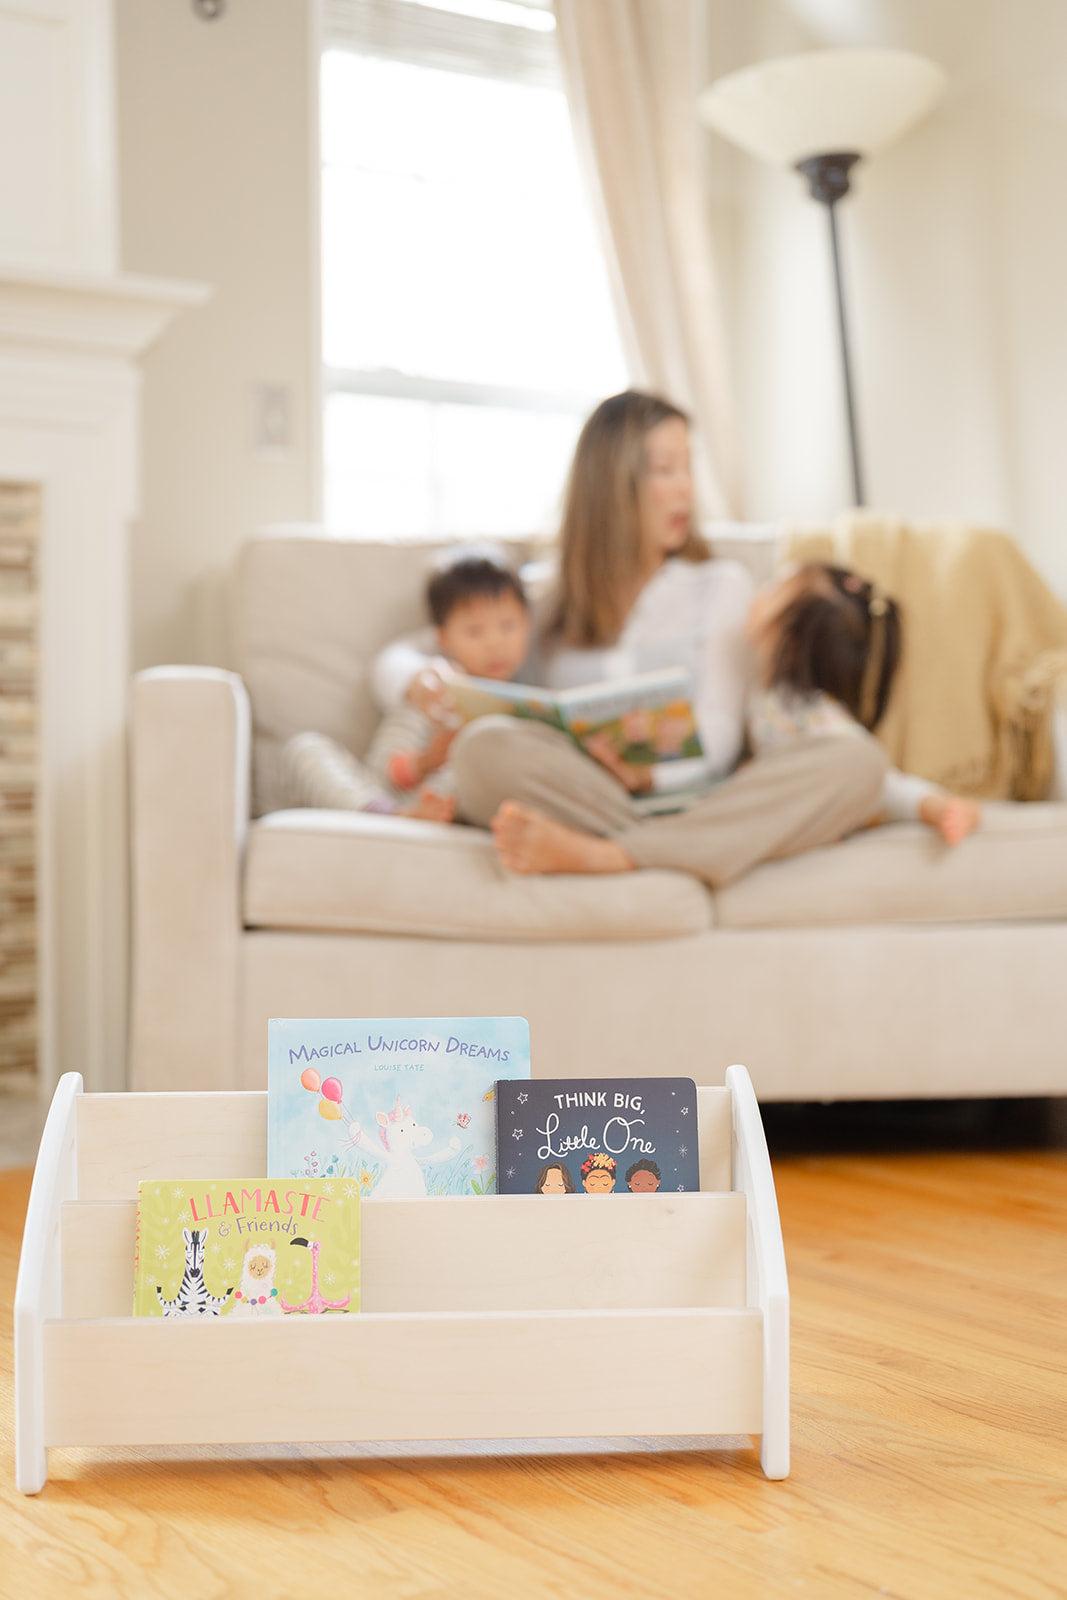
left=132, top=1177, right=360, bottom=1317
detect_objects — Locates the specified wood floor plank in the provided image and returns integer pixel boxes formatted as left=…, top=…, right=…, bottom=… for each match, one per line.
left=3, top=1139, right=1066, bottom=1600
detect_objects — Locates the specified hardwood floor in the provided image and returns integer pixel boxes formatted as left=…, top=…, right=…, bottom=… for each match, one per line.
left=2, top=1120, right=1065, bottom=1599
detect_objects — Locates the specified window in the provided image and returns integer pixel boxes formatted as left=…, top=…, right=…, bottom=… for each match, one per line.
left=321, top=0, right=628, bottom=536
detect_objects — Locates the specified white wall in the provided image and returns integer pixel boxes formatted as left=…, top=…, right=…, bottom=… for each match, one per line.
left=115, top=0, right=318, bottom=670
left=703, top=0, right=1067, bottom=595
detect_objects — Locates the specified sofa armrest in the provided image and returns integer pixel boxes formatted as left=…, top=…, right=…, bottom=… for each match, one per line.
left=129, top=668, right=251, bottom=1090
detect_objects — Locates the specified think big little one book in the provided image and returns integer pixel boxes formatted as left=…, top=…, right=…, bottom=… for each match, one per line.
left=495, top=1077, right=701, bottom=1195
left=132, top=1177, right=360, bottom=1317
left=267, top=1016, right=531, bottom=1197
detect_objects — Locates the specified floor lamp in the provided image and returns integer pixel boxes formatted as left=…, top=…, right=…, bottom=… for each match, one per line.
left=699, top=49, right=945, bottom=508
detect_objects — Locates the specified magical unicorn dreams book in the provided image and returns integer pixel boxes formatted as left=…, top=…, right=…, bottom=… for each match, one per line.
left=266, top=1017, right=531, bottom=1198
left=132, top=1179, right=361, bottom=1317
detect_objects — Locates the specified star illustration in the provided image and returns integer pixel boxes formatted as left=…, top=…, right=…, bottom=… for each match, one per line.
left=516, top=1091, right=528, bottom=1103
left=512, top=1128, right=523, bottom=1140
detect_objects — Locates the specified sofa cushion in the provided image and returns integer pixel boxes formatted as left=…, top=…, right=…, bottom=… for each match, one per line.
left=713, top=801, right=1067, bottom=928
left=243, top=810, right=714, bottom=940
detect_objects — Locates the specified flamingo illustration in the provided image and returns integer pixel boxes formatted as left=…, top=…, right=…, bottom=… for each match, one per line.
left=280, top=1236, right=351, bottom=1314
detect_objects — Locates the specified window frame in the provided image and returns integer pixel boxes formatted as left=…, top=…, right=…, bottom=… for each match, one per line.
left=317, top=0, right=622, bottom=533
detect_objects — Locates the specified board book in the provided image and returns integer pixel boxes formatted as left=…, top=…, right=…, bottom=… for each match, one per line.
left=268, top=1016, right=531, bottom=1198
left=495, top=1077, right=701, bottom=1195
left=132, top=1177, right=360, bottom=1317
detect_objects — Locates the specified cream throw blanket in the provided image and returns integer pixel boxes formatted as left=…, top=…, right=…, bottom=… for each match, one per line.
left=781, top=512, right=1067, bottom=800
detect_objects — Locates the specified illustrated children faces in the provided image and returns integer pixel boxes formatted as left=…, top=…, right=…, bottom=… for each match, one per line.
left=534, top=1154, right=664, bottom=1194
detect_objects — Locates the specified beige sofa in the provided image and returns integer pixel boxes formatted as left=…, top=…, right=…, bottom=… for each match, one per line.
left=129, top=528, right=1067, bottom=1103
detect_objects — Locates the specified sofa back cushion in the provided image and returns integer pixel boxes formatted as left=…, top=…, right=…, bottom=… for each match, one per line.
left=233, top=525, right=779, bottom=815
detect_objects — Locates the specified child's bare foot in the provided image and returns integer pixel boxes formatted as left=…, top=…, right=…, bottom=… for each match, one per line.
left=937, top=796, right=981, bottom=846
left=921, top=793, right=981, bottom=846
left=490, top=800, right=635, bottom=875
left=404, top=790, right=456, bottom=823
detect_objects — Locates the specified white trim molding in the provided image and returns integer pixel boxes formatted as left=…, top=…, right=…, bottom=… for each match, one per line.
left=0, top=267, right=210, bottom=1098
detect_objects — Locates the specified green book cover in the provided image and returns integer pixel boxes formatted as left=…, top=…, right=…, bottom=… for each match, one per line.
left=132, top=1178, right=360, bottom=1318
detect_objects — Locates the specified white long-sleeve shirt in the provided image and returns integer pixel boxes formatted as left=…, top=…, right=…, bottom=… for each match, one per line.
left=372, top=556, right=758, bottom=785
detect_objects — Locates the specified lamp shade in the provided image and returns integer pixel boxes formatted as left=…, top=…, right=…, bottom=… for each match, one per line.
left=699, top=48, right=946, bottom=166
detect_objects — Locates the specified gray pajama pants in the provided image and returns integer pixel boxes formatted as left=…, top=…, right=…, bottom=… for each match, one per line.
left=450, top=716, right=888, bottom=887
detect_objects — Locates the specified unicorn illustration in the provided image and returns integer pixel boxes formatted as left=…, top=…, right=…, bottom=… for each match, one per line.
left=346, top=1095, right=461, bottom=1198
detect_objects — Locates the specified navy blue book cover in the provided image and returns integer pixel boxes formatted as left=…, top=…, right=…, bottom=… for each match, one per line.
left=495, top=1078, right=700, bottom=1195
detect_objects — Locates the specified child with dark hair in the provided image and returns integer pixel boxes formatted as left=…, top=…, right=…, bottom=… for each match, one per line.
left=281, top=544, right=529, bottom=821
left=746, top=563, right=981, bottom=844
left=366, top=543, right=531, bottom=807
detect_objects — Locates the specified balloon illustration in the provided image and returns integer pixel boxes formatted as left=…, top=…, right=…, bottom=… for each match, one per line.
left=318, top=1097, right=342, bottom=1121
left=300, top=1068, right=321, bottom=1092
left=321, top=1077, right=343, bottom=1103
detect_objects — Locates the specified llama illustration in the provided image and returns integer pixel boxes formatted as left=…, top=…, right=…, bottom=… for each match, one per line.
left=346, top=1095, right=461, bottom=1199
left=228, top=1241, right=284, bottom=1317
left=279, top=1236, right=351, bottom=1314
left=155, top=1228, right=233, bottom=1317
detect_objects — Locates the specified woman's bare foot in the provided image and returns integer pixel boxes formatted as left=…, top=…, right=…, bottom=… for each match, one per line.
left=491, top=800, right=635, bottom=875
left=403, top=790, right=456, bottom=823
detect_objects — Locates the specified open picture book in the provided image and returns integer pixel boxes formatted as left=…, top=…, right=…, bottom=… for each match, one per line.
left=448, top=667, right=712, bottom=814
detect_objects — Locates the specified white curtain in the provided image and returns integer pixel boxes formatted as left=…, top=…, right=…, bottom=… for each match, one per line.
left=553, top=0, right=741, bottom=516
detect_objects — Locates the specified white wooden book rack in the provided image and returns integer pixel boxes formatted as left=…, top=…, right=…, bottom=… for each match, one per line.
left=15, top=1064, right=789, bottom=1492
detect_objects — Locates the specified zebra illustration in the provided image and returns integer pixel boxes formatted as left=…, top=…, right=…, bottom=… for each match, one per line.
left=155, top=1227, right=234, bottom=1317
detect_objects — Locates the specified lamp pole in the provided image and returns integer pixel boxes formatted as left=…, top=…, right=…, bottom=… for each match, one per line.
left=795, top=152, right=865, bottom=508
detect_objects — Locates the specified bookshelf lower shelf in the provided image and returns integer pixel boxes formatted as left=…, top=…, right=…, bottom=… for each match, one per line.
left=15, top=1068, right=789, bottom=1490
left=42, top=1306, right=764, bottom=1446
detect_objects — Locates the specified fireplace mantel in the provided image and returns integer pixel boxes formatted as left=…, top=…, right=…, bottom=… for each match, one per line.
left=0, top=265, right=210, bottom=1095
left=0, top=267, right=208, bottom=358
